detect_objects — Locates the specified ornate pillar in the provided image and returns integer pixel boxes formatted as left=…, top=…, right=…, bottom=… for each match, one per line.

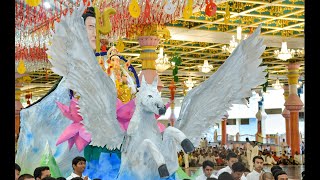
left=282, top=84, right=291, bottom=148
left=284, top=62, right=304, bottom=156
left=138, top=36, right=163, bottom=90
left=221, top=115, right=228, bottom=146
left=137, top=25, right=168, bottom=91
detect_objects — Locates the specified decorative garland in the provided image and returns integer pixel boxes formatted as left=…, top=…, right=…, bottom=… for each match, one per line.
left=169, top=53, right=182, bottom=82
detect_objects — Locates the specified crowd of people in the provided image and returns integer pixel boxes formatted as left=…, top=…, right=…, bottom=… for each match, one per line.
left=177, top=137, right=305, bottom=180
left=15, top=156, right=96, bottom=180
left=178, top=137, right=304, bottom=169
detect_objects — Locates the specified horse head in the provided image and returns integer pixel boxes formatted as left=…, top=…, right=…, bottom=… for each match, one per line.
left=137, top=76, right=166, bottom=116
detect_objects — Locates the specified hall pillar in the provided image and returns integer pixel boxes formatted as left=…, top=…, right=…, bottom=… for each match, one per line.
left=281, top=84, right=291, bottom=148
left=284, top=62, right=303, bottom=156
left=221, top=115, right=228, bottom=146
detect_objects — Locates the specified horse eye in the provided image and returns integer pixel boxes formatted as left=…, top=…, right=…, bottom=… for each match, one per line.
left=148, top=95, right=153, bottom=98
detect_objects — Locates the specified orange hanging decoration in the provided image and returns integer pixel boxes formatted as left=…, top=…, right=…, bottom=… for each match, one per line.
left=205, top=0, right=217, bottom=17
left=169, top=80, right=176, bottom=101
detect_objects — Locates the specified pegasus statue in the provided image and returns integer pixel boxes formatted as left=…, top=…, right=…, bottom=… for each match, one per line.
left=37, top=1, right=267, bottom=179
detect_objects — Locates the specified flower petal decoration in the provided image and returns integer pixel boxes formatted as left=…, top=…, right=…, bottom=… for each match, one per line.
left=55, top=98, right=91, bottom=152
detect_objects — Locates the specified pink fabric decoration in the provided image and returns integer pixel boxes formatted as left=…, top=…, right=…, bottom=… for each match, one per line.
left=56, top=98, right=171, bottom=151
left=55, top=97, right=91, bottom=152
left=116, top=98, right=170, bottom=133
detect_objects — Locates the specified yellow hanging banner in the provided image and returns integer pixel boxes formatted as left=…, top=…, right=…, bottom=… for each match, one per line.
left=17, top=59, right=26, bottom=74
left=129, top=0, right=140, bottom=18
left=183, top=0, right=193, bottom=19
left=26, top=0, right=41, bottom=7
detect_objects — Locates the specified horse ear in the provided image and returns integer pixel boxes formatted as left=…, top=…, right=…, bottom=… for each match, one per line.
left=152, top=77, right=158, bottom=87
left=141, top=75, right=147, bottom=87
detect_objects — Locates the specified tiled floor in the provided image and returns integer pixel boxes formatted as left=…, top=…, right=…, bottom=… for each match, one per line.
left=184, top=165, right=305, bottom=180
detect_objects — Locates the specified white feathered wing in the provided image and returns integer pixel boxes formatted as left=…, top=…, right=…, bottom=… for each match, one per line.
left=174, top=25, right=267, bottom=147
left=47, top=4, right=124, bottom=150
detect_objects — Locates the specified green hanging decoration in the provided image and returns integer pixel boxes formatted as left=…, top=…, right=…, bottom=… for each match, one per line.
left=169, top=53, right=182, bottom=82
left=262, top=72, right=269, bottom=92
left=39, top=141, right=62, bottom=178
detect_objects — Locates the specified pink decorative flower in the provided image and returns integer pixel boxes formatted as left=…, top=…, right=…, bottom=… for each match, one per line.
left=55, top=97, right=91, bottom=152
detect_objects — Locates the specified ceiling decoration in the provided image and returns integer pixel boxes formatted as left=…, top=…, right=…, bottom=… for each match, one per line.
left=15, top=0, right=304, bottom=100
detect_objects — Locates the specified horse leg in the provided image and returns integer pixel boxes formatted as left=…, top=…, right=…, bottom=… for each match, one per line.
left=141, top=139, right=170, bottom=178
left=163, top=126, right=195, bottom=153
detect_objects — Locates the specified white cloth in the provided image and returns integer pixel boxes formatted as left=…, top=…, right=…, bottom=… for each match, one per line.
left=216, top=166, right=247, bottom=180
left=66, top=172, right=91, bottom=180
left=195, top=172, right=218, bottom=180
left=246, top=169, right=263, bottom=180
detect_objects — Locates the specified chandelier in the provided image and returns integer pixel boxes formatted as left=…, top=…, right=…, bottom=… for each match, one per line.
left=222, top=26, right=247, bottom=54
left=184, top=76, right=196, bottom=90
left=198, top=60, right=213, bottom=73
left=296, top=48, right=305, bottom=58
left=274, top=42, right=295, bottom=61
left=272, top=78, right=283, bottom=90
left=155, top=47, right=171, bottom=72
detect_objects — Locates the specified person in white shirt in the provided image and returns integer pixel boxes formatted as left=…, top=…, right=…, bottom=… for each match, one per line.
left=250, top=142, right=259, bottom=171
left=195, top=160, right=218, bottom=180
left=294, top=151, right=303, bottom=165
left=265, top=153, right=277, bottom=165
left=245, top=138, right=253, bottom=171
left=216, top=152, right=247, bottom=180
left=66, top=156, right=91, bottom=180
left=246, top=156, right=264, bottom=180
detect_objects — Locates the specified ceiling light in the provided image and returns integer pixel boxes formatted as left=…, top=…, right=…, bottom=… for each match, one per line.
left=272, top=78, right=283, bottom=90
left=274, top=42, right=295, bottom=61
left=198, top=60, right=213, bottom=73
left=155, top=47, right=171, bottom=72
left=44, top=2, right=51, bottom=9
left=222, top=26, right=248, bottom=54
left=184, top=76, right=196, bottom=90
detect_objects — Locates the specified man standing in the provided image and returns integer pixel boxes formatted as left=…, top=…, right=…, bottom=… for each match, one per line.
left=250, top=142, right=259, bottom=171
left=246, top=156, right=264, bottom=180
left=230, top=162, right=247, bottom=180
left=245, top=138, right=253, bottom=171
left=196, top=160, right=218, bottom=180
left=66, top=156, right=91, bottom=180
left=216, top=152, right=247, bottom=180
left=34, top=166, right=51, bottom=180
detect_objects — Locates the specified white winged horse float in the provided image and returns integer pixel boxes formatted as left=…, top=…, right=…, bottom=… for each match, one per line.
left=47, top=2, right=266, bottom=180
